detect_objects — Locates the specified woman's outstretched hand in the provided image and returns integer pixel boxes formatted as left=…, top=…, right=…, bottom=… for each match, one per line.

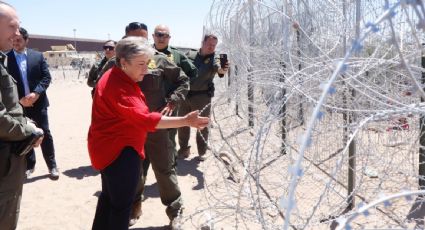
left=184, top=110, right=209, bottom=130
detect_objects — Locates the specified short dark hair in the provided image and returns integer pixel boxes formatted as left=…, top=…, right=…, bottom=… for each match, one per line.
left=19, top=27, right=29, bottom=40
left=125, top=22, right=148, bottom=35
left=203, top=34, right=218, bottom=42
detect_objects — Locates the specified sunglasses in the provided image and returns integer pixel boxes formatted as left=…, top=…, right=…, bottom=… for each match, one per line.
left=103, top=46, right=115, bottom=51
left=155, top=32, right=170, bottom=38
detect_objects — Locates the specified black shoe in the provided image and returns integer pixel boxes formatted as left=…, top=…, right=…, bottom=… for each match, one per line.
left=196, top=155, right=207, bottom=161
left=129, top=200, right=142, bottom=226
left=49, top=168, right=60, bottom=180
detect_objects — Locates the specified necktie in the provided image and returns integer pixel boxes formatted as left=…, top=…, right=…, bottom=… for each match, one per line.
left=17, top=53, right=30, bottom=95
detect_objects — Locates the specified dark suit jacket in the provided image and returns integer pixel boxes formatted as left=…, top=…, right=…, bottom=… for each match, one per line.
left=7, top=49, right=51, bottom=110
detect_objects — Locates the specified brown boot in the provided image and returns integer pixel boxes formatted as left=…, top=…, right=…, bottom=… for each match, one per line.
left=129, top=200, right=142, bottom=226
left=177, top=146, right=191, bottom=159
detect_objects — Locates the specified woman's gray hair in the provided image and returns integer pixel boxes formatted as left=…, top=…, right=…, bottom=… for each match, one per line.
left=115, top=36, right=155, bottom=67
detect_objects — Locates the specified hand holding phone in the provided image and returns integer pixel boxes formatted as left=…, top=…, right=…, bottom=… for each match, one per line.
left=219, top=54, right=228, bottom=68
left=218, top=54, right=228, bottom=77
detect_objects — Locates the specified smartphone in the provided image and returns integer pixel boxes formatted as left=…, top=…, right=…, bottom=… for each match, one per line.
left=219, top=54, right=228, bottom=68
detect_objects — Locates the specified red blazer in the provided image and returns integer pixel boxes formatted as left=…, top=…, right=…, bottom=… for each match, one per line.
left=88, top=67, right=161, bottom=170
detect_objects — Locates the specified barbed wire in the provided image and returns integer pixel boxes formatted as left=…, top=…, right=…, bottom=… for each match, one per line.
left=189, top=0, right=425, bottom=229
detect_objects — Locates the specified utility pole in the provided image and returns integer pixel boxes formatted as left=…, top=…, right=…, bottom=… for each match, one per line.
left=73, top=28, right=77, bottom=51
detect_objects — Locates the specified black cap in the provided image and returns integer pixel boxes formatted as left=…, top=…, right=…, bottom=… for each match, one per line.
left=125, top=22, right=148, bottom=34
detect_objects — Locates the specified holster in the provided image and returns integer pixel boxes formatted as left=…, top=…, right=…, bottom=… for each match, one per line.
left=9, top=132, right=44, bottom=157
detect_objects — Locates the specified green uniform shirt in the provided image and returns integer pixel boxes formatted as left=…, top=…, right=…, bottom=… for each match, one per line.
left=139, top=52, right=189, bottom=111
left=0, top=52, right=34, bottom=141
left=87, top=56, right=109, bottom=87
left=186, top=49, right=221, bottom=91
left=156, top=46, right=197, bottom=81
left=98, top=56, right=117, bottom=81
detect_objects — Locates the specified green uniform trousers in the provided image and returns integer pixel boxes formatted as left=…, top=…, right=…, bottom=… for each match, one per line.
left=0, top=145, right=26, bottom=230
left=168, top=109, right=178, bottom=158
left=135, top=129, right=183, bottom=220
left=178, top=93, right=211, bottom=156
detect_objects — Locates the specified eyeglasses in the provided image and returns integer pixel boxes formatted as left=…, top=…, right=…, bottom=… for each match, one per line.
left=126, top=22, right=148, bottom=33
left=154, top=32, right=170, bottom=38
left=103, top=46, right=115, bottom=51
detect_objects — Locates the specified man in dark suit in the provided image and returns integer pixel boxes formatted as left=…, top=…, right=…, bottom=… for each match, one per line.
left=7, top=27, right=59, bottom=180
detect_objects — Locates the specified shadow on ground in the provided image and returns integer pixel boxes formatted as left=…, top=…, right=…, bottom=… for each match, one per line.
left=176, top=158, right=204, bottom=190
left=406, top=196, right=425, bottom=228
left=143, top=182, right=160, bottom=199
left=24, top=174, right=50, bottom=184
left=62, top=165, right=99, bottom=179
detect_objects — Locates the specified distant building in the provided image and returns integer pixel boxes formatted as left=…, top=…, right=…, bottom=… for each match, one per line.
left=27, top=34, right=196, bottom=69
left=43, top=48, right=95, bottom=69
left=26, top=35, right=103, bottom=69
left=27, top=34, right=105, bottom=52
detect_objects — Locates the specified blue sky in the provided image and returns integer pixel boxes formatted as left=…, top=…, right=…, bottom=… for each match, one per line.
left=7, top=0, right=213, bottom=48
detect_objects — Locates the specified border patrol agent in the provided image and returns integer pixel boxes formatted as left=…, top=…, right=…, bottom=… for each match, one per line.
left=0, top=2, right=44, bottom=229
left=133, top=51, right=189, bottom=225
left=177, top=34, right=229, bottom=160
left=87, top=40, right=116, bottom=97
left=152, top=25, right=197, bottom=158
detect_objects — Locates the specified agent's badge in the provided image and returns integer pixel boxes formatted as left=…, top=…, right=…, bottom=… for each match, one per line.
left=148, top=59, right=157, bottom=69
left=167, top=53, right=175, bottom=63
left=204, top=58, right=210, bottom=64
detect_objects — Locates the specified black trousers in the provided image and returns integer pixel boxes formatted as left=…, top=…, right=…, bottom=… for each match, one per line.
left=24, top=107, right=56, bottom=170
left=92, top=146, right=141, bottom=230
